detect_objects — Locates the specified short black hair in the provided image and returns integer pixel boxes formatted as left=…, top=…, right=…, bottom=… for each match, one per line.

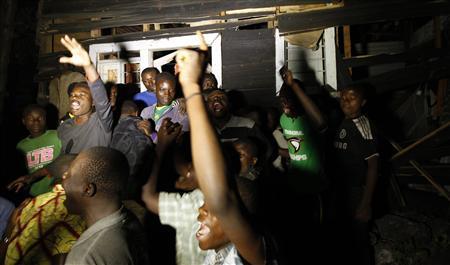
left=22, top=104, right=46, bottom=118
left=342, top=84, right=367, bottom=100
left=72, top=81, right=90, bottom=92
left=141, top=67, right=160, bottom=77
left=120, top=100, right=138, bottom=115
left=156, top=72, right=176, bottom=86
left=78, top=147, right=129, bottom=197
left=202, top=73, right=218, bottom=88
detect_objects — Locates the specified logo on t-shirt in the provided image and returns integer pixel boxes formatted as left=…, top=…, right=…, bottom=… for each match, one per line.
left=26, top=146, right=55, bottom=168
left=339, top=129, right=347, bottom=139
left=288, top=137, right=303, bottom=153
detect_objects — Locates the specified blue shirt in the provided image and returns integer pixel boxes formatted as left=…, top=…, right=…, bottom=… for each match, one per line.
left=133, top=91, right=157, bottom=108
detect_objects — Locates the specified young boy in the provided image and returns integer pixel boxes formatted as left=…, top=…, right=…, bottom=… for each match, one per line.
left=176, top=33, right=277, bottom=265
left=57, top=35, right=113, bottom=154
left=333, top=85, right=378, bottom=265
left=133, top=67, right=160, bottom=108
left=140, top=72, right=189, bottom=141
left=142, top=118, right=206, bottom=265
left=7, top=104, right=62, bottom=196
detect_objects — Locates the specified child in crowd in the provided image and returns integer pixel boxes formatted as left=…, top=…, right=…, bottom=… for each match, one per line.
left=333, top=85, right=379, bottom=265
left=133, top=67, right=160, bottom=108
left=7, top=104, right=61, bottom=196
left=176, top=32, right=277, bottom=264
left=141, top=72, right=189, bottom=142
left=142, top=118, right=207, bottom=265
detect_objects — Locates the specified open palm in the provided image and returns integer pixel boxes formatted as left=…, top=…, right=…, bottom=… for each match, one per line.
left=59, top=35, right=91, bottom=67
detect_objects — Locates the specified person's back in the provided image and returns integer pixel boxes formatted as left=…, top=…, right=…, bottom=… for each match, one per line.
left=111, top=100, right=153, bottom=199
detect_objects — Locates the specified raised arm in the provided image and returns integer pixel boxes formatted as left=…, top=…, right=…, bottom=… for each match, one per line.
left=59, top=35, right=112, bottom=131
left=283, top=69, right=327, bottom=132
left=142, top=118, right=181, bottom=214
left=176, top=32, right=265, bottom=265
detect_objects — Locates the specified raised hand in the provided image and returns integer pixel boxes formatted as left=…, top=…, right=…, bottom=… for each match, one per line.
left=175, top=31, right=207, bottom=91
left=7, top=175, right=31, bottom=192
left=59, top=35, right=91, bottom=67
left=157, top=118, right=182, bottom=150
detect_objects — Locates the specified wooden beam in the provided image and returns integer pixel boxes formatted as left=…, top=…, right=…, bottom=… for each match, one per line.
left=433, top=16, right=447, bottom=119
left=80, top=16, right=273, bottom=45
left=343, top=25, right=352, bottom=75
left=353, top=53, right=450, bottom=94
left=342, top=47, right=450, bottom=68
left=389, top=139, right=450, bottom=202
left=278, top=0, right=450, bottom=35
left=391, top=121, right=450, bottom=163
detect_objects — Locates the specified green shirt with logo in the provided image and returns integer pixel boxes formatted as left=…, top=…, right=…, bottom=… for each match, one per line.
left=280, top=113, right=323, bottom=193
left=16, top=130, right=62, bottom=196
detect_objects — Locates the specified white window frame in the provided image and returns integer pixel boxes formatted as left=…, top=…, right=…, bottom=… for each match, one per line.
left=89, top=33, right=222, bottom=92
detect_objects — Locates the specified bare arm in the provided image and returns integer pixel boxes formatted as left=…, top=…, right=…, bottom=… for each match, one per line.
left=7, top=167, right=49, bottom=192
left=176, top=33, right=265, bottom=265
left=285, top=70, right=327, bottom=132
left=355, top=155, right=378, bottom=222
left=142, top=118, right=181, bottom=214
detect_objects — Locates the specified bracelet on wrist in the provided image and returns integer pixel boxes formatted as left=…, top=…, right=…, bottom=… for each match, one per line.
left=185, top=92, right=203, bottom=101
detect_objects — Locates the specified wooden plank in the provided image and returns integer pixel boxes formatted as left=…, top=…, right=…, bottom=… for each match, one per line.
left=397, top=164, right=450, bottom=178
left=80, top=16, right=272, bottom=45
left=41, top=11, right=274, bottom=34
left=389, top=139, right=450, bottom=201
left=42, top=0, right=332, bottom=18
left=342, top=48, right=450, bottom=68
left=221, top=29, right=275, bottom=106
left=352, top=53, right=450, bottom=94
left=391, top=121, right=450, bottom=164
left=278, top=0, right=450, bottom=34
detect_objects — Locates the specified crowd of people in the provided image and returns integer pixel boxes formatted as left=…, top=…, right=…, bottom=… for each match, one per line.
left=0, top=32, right=381, bottom=265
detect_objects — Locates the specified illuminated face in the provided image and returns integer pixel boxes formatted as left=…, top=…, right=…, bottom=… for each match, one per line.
left=340, top=89, right=366, bottom=119
left=206, top=90, right=228, bottom=118
left=175, top=162, right=198, bottom=191
left=110, top=85, right=118, bottom=107
left=23, top=109, right=46, bottom=138
left=69, top=86, right=93, bottom=117
left=142, top=71, right=157, bottom=92
left=196, top=202, right=229, bottom=251
left=156, top=79, right=176, bottom=107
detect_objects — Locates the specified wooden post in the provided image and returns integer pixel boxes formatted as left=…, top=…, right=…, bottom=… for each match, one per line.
left=433, top=16, right=447, bottom=120
left=91, top=18, right=101, bottom=37
left=0, top=0, right=17, bottom=124
left=143, top=24, right=150, bottom=32
left=343, top=25, right=352, bottom=75
left=390, top=140, right=450, bottom=202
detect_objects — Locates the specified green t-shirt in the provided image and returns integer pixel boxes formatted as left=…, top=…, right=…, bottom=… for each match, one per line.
left=280, top=113, right=323, bottom=192
left=16, top=130, right=62, bottom=196
left=153, top=105, right=171, bottom=122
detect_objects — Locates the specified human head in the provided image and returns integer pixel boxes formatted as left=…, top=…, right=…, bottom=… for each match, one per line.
left=232, top=138, right=259, bottom=177
left=205, top=89, right=230, bottom=119
left=69, top=82, right=94, bottom=118
left=201, top=73, right=218, bottom=91
left=278, top=82, right=302, bottom=117
left=22, top=104, right=47, bottom=138
left=62, top=147, right=129, bottom=215
left=174, top=140, right=198, bottom=191
left=46, top=154, right=77, bottom=184
left=120, top=100, right=139, bottom=117
left=339, top=84, right=367, bottom=119
left=155, top=72, right=177, bottom=107
left=141, top=67, right=160, bottom=92
left=196, top=175, right=258, bottom=251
